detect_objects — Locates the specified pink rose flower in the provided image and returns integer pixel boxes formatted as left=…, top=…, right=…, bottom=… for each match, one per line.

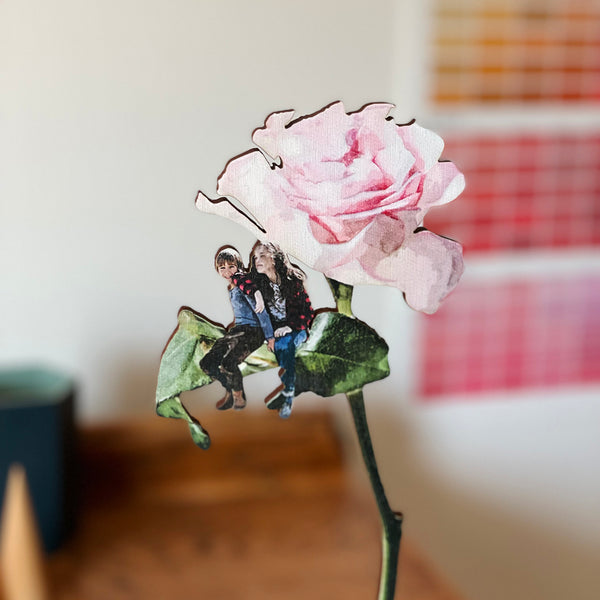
left=196, top=101, right=465, bottom=313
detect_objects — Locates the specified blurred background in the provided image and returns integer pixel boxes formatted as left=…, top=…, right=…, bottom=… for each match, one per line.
left=1, top=1, right=599, bottom=599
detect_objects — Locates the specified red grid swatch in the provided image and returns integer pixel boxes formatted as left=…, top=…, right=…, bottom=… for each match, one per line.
left=425, top=133, right=600, bottom=252
left=434, top=0, right=600, bottom=104
left=419, top=275, right=600, bottom=398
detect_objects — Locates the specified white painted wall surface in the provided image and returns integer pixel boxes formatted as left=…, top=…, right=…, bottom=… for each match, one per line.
left=2, top=2, right=599, bottom=600
left=0, top=0, right=396, bottom=418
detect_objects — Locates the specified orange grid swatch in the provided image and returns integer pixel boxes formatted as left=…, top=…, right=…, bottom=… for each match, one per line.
left=434, top=0, right=600, bottom=103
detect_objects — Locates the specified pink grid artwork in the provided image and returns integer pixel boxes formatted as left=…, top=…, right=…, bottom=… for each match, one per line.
left=424, top=133, right=600, bottom=252
left=419, top=275, right=600, bottom=398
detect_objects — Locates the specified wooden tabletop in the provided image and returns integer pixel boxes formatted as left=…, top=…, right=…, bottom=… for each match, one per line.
left=46, top=409, right=461, bottom=599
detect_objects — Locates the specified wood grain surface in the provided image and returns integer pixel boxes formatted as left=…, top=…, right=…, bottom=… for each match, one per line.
left=46, top=410, right=461, bottom=600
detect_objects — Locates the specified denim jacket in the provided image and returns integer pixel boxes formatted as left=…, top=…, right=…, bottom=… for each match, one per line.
left=229, top=285, right=274, bottom=340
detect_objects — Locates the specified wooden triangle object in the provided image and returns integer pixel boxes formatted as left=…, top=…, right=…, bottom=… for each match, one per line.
left=0, top=465, right=50, bottom=600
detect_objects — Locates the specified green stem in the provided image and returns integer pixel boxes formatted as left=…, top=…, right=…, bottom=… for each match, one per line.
left=327, top=276, right=402, bottom=598
left=347, top=390, right=402, bottom=600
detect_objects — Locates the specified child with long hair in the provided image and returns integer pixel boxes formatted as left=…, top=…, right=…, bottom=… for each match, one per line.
left=249, top=241, right=314, bottom=418
left=200, top=246, right=275, bottom=411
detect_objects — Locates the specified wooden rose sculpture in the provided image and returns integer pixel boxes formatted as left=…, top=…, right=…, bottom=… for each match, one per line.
left=156, top=102, right=465, bottom=599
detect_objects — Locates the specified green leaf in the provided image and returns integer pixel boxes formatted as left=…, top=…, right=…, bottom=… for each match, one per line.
left=155, top=308, right=389, bottom=448
left=155, top=308, right=225, bottom=405
left=155, top=395, right=211, bottom=449
left=295, top=312, right=389, bottom=397
left=239, top=343, right=279, bottom=376
left=156, top=308, right=389, bottom=405
left=155, top=308, right=278, bottom=406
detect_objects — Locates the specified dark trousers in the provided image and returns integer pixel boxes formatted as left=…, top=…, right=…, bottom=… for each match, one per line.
left=200, top=325, right=265, bottom=392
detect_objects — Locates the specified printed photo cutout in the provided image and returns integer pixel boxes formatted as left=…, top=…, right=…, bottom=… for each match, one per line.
left=155, top=101, right=465, bottom=600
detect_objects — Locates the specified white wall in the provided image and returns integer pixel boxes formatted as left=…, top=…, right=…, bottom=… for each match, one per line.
left=2, top=2, right=599, bottom=600
left=1, top=0, right=397, bottom=420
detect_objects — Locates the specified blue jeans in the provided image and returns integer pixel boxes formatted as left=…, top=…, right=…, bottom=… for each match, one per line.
left=274, top=329, right=307, bottom=393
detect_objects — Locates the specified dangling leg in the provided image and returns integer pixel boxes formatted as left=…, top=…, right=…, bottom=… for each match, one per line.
left=267, top=330, right=307, bottom=417
left=200, top=334, right=238, bottom=410
left=219, top=326, right=265, bottom=410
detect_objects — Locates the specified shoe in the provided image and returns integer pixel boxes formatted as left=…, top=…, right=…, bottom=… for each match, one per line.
left=233, top=390, right=247, bottom=411
left=279, top=398, right=293, bottom=419
left=216, top=391, right=234, bottom=411
left=266, top=390, right=287, bottom=411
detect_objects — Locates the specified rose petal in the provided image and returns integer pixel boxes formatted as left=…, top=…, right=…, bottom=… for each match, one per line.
left=310, top=213, right=376, bottom=244
left=350, top=102, right=394, bottom=121
left=312, top=210, right=418, bottom=284
left=417, top=162, right=465, bottom=222
left=397, top=123, right=445, bottom=172
left=252, top=110, right=295, bottom=160
left=195, top=190, right=263, bottom=235
left=373, top=135, right=416, bottom=185
left=217, top=149, right=286, bottom=230
left=216, top=149, right=326, bottom=268
left=358, top=213, right=407, bottom=269
left=255, top=102, right=350, bottom=168
left=340, top=156, right=392, bottom=200
left=374, top=230, right=464, bottom=313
